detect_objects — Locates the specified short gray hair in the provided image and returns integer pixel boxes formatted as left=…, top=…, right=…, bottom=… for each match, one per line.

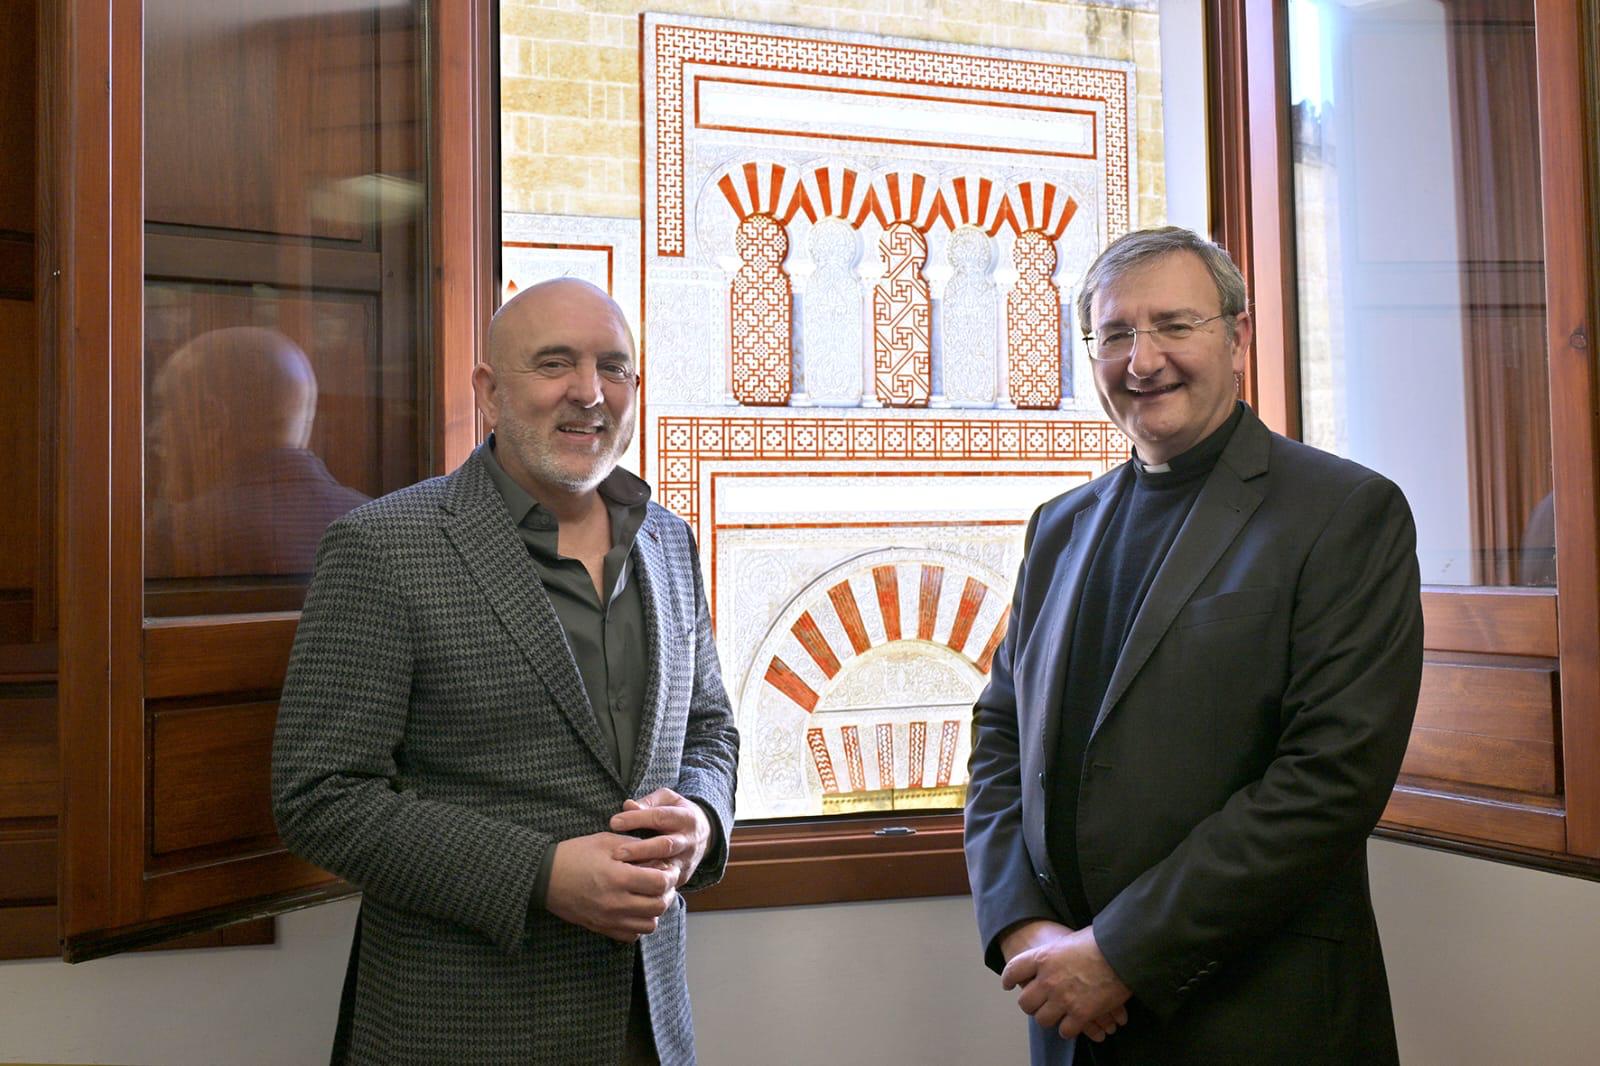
left=1075, top=226, right=1248, bottom=340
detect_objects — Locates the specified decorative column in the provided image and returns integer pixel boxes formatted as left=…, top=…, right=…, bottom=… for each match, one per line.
left=872, top=222, right=932, bottom=407
left=1006, top=230, right=1063, bottom=409
left=729, top=213, right=793, bottom=405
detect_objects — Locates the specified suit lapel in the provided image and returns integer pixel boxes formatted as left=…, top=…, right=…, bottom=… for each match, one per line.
left=1031, top=467, right=1129, bottom=761
left=1091, top=411, right=1271, bottom=738
left=627, top=513, right=669, bottom=795
left=439, top=450, right=624, bottom=787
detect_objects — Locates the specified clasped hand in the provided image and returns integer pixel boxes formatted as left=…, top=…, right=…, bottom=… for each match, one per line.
left=545, top=788, right=711, bottom=943
left=1000, top=920, right=1133, bottom=1043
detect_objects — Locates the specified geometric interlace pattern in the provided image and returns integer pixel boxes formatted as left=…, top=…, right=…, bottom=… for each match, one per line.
left=731, top=213, right=793, bottom=405
left=1007, top=229, right=1062, bottom=409
left=871, top=222, right=932, bottom=407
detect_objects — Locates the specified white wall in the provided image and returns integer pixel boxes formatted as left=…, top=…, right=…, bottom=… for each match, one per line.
left=688, top=896, right=1021, bottom=1065
left=0, top=897, right=353, bottom=1065
left=1371, top=840, right=1600, bottom=1066
left=3, top=842, right=1600, bottom=1065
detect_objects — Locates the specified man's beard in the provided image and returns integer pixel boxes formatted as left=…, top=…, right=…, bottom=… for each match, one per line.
left=498, top=403, right=636, bottom=494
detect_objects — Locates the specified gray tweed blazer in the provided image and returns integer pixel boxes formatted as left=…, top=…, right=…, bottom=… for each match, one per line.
left=272, top=445, right=739, bottom=1065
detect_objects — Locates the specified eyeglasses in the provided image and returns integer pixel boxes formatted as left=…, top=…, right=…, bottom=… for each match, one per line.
left=1082, top=312, right=1233, bottom=362
left=527, top=353, right=638, bottom=386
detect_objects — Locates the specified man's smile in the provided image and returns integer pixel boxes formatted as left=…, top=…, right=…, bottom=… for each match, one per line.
left=1127, top=382, right=1183, bottom=398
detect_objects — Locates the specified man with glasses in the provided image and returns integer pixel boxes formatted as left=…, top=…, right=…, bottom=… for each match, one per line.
left=274, top=279, right=738, bottom=1065
left=966, top=227, right=1422, bottom=1064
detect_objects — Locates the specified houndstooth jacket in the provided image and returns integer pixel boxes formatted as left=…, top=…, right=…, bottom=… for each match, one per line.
left=272, top=444, right=739, bottom=1065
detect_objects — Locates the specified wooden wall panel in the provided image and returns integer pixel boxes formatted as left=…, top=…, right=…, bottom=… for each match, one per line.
left=0, top=905, right=57, bottom=958
left=0, top=300, right=40, bottom=633
left=0, top=822, right=55, bottom=902
left=1401, top=729, right=1557, bottom=795
left=0, top=0, right=56, bottom=962
left=0, top=0, right=35, bottom=235
left=1414, top=657, right=1559, bottom=738
left=144, top=615, right=297, bottom=700
left=143, top=2, right=373, bottom=241
left=1383, top=783, right=1565, bottom=852
left=149, top=702, right=277, bottom=857
left=0, top=687, right=59, bottom=961
left=1422, top=587, right=1558, bottom=657
left=1386, top=654, right=1564, bottom=840
left=0, top=692, right=57, bottom=818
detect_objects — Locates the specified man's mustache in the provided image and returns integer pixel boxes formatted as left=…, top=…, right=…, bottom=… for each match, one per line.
left=554, top=405, right=620, bottom=432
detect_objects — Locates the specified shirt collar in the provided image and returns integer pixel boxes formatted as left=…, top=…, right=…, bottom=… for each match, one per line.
left=1131, top=402, right=1246, bottom=482
left=481, top=432, right=651, bottom=533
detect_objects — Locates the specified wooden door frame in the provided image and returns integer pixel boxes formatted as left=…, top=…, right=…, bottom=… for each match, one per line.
left=1207, top=0, right=1299, bottom=440
left=1537, top=0, right=1600, bottom=859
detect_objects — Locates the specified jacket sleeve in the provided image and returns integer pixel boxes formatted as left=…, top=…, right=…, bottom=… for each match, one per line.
left=965, top=507, right=1059, bottom=972
left=672, top=526, right=740, bottom=892
left=271, top=516, right=551, bottom=953
left=1091, top=475, right=1423, bottom=1018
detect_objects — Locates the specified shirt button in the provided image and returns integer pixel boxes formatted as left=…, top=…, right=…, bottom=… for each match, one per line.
left=1037, top=771, right=1046, bottom=788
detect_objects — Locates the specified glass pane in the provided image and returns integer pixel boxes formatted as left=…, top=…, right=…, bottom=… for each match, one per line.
left=1291, top=0, right=1553, bottom=586
left=143, top=0, right=427, bottom=616
left=498, top=5, right=1195, bottom=820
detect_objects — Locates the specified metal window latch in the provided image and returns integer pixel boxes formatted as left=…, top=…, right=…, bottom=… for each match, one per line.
left=874, top=825, right=917, bottom=837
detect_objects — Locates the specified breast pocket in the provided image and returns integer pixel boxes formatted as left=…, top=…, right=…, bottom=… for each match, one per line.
left=1175, top=586, right=1279, bottom=629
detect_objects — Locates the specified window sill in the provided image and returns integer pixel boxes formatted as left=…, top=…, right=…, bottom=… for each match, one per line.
left=688, top=812, right=969, bottom=910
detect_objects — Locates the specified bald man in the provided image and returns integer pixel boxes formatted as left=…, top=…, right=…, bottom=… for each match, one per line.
left=273, top=280, right=739, bottom=1065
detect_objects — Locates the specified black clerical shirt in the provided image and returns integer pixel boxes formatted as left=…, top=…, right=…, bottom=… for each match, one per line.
left=1046, top=403, right=1246, bottom=925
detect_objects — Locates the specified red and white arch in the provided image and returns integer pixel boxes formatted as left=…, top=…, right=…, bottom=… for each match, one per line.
left=741, top=549, right=1011, bottom=809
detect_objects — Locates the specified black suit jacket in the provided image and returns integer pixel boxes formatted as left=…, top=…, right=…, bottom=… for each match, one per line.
left=965, top=407, right=1422, bottom=1065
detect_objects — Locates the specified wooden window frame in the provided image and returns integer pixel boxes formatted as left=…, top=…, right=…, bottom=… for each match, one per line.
left=52, top=0, right=499, bottom=960
left=1208, top=0, right=1600, bottom=881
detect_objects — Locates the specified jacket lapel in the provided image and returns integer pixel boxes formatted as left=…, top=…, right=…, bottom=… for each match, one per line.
left=627, top=512, right=669, bottom=795
left=1031, top=466, right=1129, bottom=760
left=439, top=449, right=624, bottom=787
left=1091, top=410, right=1271, bottom=738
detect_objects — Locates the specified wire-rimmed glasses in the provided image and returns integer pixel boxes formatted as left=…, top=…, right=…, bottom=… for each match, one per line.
left=1082, top=312, right=1233, bottom=362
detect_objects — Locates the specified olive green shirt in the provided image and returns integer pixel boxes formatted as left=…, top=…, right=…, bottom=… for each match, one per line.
left=483, top=436, right=650, bottom=909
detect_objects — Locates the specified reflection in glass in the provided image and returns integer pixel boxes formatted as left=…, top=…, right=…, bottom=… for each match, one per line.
left=1290, top=0, right=1552, bottom=586
left=142, top=0, right=426, bottom=616
left=146, top=327, right=370, bottom=580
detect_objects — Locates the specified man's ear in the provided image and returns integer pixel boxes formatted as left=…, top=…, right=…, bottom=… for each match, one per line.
left=470, top=362, right=498, bottom=429
left=1230, top=310, right=1254, bottom=373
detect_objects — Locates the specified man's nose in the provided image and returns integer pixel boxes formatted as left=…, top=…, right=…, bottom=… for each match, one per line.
left=1126, top=329, right=1166, bottom=378
left=564, top=362, right=605, bottom=406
